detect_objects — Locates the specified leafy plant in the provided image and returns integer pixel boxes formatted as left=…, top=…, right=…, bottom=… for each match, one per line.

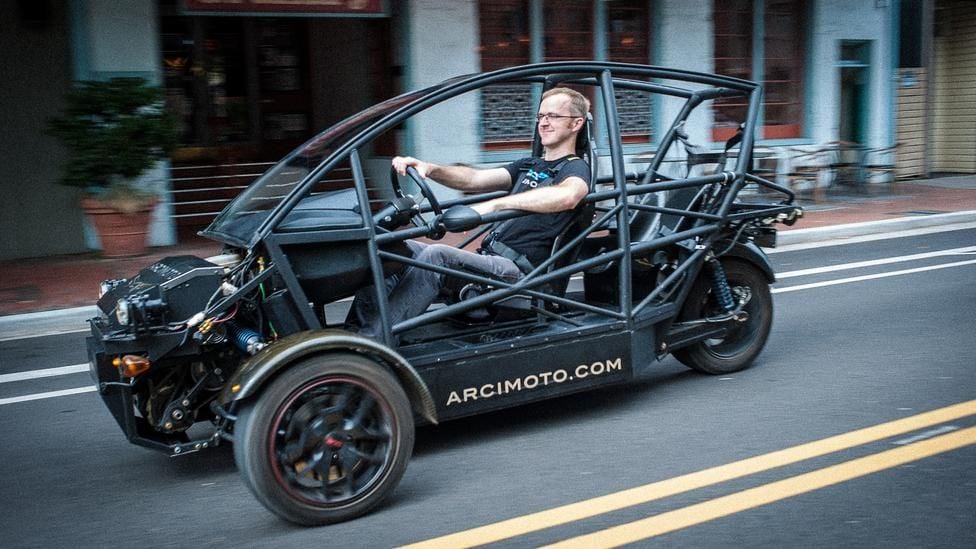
left=48, top=78, right=177, bottom=198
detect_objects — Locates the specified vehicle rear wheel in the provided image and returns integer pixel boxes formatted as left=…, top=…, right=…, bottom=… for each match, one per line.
left=234, top=353, right=414, bottom=526
left=673, top=260, right=772, bottom=374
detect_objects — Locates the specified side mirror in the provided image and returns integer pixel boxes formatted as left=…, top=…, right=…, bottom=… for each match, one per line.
left=440, top=205, right=483, bottom=232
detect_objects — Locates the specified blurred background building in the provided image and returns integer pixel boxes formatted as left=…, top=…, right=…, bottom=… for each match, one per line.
left=0, top=0, right=973, bottom=259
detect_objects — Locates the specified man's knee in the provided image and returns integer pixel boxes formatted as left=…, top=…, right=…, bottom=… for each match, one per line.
left=417, top=243, right=455, bottom=266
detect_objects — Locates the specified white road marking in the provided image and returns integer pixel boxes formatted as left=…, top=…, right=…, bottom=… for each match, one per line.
left=893, top=425, right=959, bottom=445
left=777, top=246, right=976, bottom=279
left=769, top=220, right=976, bottom=253
left=0, top=363, right=88, bottom=384
left=773, top=258, right=976, bottom=294
left=0, top=386, right=96, bottom=406
left=0, top=363, right=95, bottom=407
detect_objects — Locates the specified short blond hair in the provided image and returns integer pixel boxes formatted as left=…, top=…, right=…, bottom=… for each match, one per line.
left=542, top=87, right=590, bottom=118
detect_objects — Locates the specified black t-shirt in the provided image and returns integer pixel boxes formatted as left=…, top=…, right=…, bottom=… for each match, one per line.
left=489, top=155, right=590, bottom=268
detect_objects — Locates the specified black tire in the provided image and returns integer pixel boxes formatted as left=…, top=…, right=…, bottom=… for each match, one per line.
left=673, top=259, right=773, bottom=374
left=234, top=353, right=414, bottom=526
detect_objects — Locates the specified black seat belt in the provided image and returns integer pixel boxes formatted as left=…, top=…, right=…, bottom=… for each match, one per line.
left=479, top=234, right=534, bottom=273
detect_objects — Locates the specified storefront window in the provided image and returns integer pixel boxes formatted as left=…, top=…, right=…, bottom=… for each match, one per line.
left=542, top=0, right=593, bottom=62
left=160, top=6, right=311, bottom=155
left=159, top=1, right=394, bottom=242
left=607, top=0, right=651, bottom=141
left=478, top=0, right=652, bottom=150
left=607, top=0, right=650, bottom=64
left=762, top=0, right=806, bottom=139
left=257, top=21, right=310, bottom=142
left=712, top=0, right=807, bottom=141
left=479, top=0, right=534, bottom=147
left=713, top=0, right=755, bottom=141
left=479, top=0, right=531, bottom=72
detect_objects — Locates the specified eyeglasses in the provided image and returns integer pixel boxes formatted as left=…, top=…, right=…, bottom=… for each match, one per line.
left=536, top=112, right=581, bottom=122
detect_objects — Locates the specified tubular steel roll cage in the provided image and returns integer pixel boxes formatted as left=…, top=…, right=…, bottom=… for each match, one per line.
left=236, top=62, right=799, bottom=349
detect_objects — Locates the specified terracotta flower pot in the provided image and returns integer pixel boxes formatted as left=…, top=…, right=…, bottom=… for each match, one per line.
left=81, top=197, right=157, bottom=258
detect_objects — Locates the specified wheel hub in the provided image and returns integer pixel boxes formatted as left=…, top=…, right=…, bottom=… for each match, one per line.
left=324, top=434, right=345, bottom=449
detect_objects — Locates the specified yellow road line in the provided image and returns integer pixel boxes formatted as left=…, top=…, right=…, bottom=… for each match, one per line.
left=401, top=400, right=976, bottom=549
left=546, top=426, right=976, bottom=548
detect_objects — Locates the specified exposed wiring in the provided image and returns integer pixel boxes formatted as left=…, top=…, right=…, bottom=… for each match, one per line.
left=255, top=256, right=279, bottom=339
left=714, top=222, right=750, bottom=258
left=210, top=303, right=239, bottom=324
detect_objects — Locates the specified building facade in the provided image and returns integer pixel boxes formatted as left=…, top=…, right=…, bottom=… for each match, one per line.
left=0, top=0, right=971, bottom=260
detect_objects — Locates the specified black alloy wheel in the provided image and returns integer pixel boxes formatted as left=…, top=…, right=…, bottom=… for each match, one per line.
left=234, top=353, right=414, bottom=525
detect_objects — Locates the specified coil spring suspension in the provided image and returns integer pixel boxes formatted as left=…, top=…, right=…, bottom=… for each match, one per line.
left=707, top=259, right=736, bottom=313
left=226, top=322, right=266, bottom=355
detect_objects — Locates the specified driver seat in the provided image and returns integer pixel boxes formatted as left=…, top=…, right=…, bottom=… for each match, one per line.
left=544, top=113, right=599, bottom=296
left=449, top=115, right=598, bottom=320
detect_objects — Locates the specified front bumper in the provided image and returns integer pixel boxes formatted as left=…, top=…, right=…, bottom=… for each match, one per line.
left=86, top=317, right=222, bottom=456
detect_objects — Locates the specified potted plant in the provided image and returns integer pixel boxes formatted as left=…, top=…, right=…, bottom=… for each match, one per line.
left=48, top=77, right=178, bottom=257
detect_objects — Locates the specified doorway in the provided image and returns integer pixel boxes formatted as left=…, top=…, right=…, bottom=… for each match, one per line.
left=158, top=3, right=395, bottom=241
left=838, top=41, right=871, bottom=144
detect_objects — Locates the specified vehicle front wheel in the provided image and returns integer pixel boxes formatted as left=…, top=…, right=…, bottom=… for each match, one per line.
left=234, top=353, right=414, bottom=526
left=673, top=259, right=773, bottom=374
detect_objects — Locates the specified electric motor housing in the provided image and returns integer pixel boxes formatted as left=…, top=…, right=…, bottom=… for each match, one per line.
left=96, top=255, right=224, bottom=330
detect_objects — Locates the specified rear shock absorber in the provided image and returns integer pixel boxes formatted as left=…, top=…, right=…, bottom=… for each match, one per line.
left=707, top=258, right=736, bottom=313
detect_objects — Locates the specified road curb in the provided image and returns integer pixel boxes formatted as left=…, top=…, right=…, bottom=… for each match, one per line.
left=2, top=210, right=976, bottom=339
left=0, top=306, right=97, bottom=342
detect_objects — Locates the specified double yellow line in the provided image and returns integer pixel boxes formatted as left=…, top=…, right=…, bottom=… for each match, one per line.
left=403, top=399, right=976, bottom=548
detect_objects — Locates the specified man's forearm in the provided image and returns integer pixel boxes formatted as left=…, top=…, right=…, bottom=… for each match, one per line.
left=474, top=178, right=588, bottom=215
left=393, top=156, right=508, bottom=192
left=426, top=163, right=481, bottom=190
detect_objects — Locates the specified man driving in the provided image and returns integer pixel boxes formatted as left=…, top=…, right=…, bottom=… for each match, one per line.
left=349, top=87, right=591, bottom=339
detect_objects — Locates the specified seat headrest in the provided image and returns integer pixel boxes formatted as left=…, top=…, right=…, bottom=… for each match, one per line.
left=575, top=113, right=594, bottom=158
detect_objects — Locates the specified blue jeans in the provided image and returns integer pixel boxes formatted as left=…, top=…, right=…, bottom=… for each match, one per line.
left=348, top=241, right=523, bottom=339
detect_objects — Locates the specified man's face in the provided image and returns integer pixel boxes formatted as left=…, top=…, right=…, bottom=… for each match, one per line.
left=536, top=94, right=582, bottom=149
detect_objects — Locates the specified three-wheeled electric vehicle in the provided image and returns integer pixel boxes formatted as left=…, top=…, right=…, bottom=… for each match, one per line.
left=87, top=62, right=801, bottom=525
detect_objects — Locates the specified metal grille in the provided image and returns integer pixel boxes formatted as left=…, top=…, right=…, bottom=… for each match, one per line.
left=481, top=84, right=536, bottom=143
left=616, top=88, right=652, bottom=137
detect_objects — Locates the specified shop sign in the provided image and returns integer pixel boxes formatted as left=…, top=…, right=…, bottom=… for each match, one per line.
left=183, top=0, right=386, bottom=16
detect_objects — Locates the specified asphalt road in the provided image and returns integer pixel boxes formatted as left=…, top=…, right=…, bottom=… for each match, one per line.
left=1, top=227, right=974, bottom=548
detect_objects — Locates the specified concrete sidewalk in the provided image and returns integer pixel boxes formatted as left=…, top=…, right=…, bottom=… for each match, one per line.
left=2, top=175, right=975, bottom=340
